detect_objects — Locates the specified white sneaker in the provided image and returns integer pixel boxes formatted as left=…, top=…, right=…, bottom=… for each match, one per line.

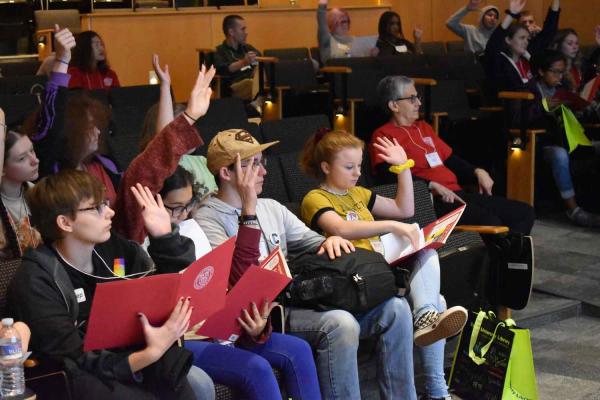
left=414, top=306, right=468, bottom=347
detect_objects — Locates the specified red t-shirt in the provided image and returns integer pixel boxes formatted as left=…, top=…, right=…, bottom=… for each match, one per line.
left=85, top=160, right=117, bottom=205
left=68, top=66, right=120, bottom=90
left=370, top=120, right=462, bottom=191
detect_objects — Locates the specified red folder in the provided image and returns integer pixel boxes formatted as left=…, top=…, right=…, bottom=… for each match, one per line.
left=380, top=205, right=466, bottom=266
left=553, top=89, right=590, bottom=112
left=197, top=247, right=292, bottom=341
left=83, top=236, right=236, bottom=351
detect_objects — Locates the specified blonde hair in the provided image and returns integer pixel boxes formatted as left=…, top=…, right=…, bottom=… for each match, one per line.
left=301, top=130, right=364, bottom=180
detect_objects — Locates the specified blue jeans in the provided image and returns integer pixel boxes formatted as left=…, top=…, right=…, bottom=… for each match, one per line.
left=287, top=298, right=416, bottom=400
left=406, top=248, right=450, bottom=399
left=187, top=366, right=216, bottom=400
left=185, top=333, right=320, bottom=400
left=543, top=145, right=575, bottom=199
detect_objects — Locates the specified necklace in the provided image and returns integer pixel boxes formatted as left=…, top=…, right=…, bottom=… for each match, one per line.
left=1, top=185, right=38, bottom=254
left=319, top=186, right=361, bottom=217
left=320, top=184, right=349, bottom=196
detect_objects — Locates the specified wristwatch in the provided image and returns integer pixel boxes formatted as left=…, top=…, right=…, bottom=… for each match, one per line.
left=505, top=9, right=521, bottom=19
left=239, top=214, right=258, bottom=223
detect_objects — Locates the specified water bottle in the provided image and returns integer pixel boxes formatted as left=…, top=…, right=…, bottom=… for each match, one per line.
left=0, top=318, right=24, bottom=397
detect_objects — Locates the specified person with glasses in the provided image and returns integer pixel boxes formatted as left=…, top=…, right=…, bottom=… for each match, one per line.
left=299, top=129, right=468, bottom=400
left=523, top=50, right=600, bottom=227
left=376, top=11, right=423, bottom=56
left=7, top=169, right=215, bottom=400
left=317, top=0, right=378, bottom=63
left=371, top=75, right=535, bottom=234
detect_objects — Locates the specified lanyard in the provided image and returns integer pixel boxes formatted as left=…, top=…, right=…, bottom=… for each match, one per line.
left=400, top=125, right=436, bottom=155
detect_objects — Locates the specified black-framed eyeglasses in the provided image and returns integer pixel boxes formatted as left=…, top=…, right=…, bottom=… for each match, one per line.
left=77, top=199, right=111, bottom=215
left=394, top=94, right=421, bottom=104
left=164, top=199, right=198, bottom=217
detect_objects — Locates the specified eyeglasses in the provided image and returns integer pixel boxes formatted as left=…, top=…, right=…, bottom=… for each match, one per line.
left=339, top=20, right=350, bottom=25
left=230, top=157, right=268, bottom=170
left=547, top=68, right=566, bottom=76
left=164, top=199, right=198, bottom=217
left=394, top=94, right=421, bottom=104
left=77, top=199, right=111, bottom=215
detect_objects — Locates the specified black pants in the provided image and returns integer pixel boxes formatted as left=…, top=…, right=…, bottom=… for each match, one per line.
left=72, top=371, right=196, bottom=400
left=434, top=190, right=535, bottom=234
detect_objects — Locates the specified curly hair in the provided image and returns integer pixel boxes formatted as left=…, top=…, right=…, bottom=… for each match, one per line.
left=301, top=129, right=364, bottom=181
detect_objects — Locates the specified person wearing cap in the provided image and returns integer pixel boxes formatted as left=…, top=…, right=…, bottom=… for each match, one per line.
left=194, top=129, right=418, bottom=400
left=446, top=0, right=500, bottom=54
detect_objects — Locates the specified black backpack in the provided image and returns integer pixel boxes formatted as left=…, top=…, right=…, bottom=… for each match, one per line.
left=284, top=248, right=398, bottom=315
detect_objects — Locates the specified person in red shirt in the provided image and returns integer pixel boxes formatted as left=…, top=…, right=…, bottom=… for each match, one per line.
left=68, top=31, right=120, bottom=90
left=370, top=75, right=535, bottom=234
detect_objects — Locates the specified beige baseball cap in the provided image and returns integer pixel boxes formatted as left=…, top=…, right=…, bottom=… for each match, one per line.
left=206, top=128, right=279, bottom=174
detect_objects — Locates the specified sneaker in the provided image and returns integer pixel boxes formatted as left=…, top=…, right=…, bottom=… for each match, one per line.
left=414, top=306, right=468, bottom=347
left=567, top=207, right=600, bottom=228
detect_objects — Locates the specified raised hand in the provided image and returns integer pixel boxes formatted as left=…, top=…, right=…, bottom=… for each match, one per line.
left=317, top=236, right=355, bottom=259
left=234, top=153, right=259, bottom=217
left=373, top=136, right=408, bottom=166
left=130, top=183, right=172, bottom=238
left=237, top=299, right=279, bottom=339
left=429, top=181, right=466, bottom=204
left=185, top=64, right=216, bottom=122
left=509, top=0, right=527, bottom=15
left=138, top=297, right=192, bottom=362
left=318, top=0, right=328, bottom=5
left=413, top=27, right=423, bottom=42
left=53, top=25, right=76, bottom=63
left=152, top=54, right=171, bottom=86
left=467, top=0, right=482, bottom=11
left=474, top=168, right=494, bottom=195
left=595, top=25, right=600, bottom=47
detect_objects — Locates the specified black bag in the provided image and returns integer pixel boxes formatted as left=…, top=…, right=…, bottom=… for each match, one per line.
left=285, top=248, right=397, bottom=314
left=483, top=233, right=534, bottom=310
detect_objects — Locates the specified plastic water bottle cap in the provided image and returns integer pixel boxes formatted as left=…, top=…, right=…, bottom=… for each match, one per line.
left=1, top=318, right=13, bottom=326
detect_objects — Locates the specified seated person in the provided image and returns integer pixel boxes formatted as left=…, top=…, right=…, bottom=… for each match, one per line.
left=300, top=129, right=468, bottom=400
left=580, top=26, right=600, bottom=100
left=214, top=15, right=262, bottom=103
left=550, top=29, right=583, bottom=92
left=376, top=11, right=423, bottom=56
left=371, top=75, right=535, bottom=235
left=317, top=0, right=377, bottom=62
left=524, top=50, right=600, bottom=227
left=7, top=170, right=213, bottom=400
left=482, top=0, right=532, bottom=95
left=445, top=0, right=499, bottom=54
left=138, top=54, right=217, bottom=201
left=68, top=31, right=120, bottom=90
left=148, top=164, right=321, bottom=400
left=518, top=0, right=561, bottom=58
left=27, top=27, right=120, bottom=205
left=0, top=110, right=42, bottom=260
left=194, top=128, right=418, bottom=400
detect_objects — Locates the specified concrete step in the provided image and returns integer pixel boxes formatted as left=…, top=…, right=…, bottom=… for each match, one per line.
left=512, top=290, right=581, bottom=329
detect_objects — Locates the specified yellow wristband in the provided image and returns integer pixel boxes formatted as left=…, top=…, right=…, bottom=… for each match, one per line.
left=388, top=159, right=415, bottom=175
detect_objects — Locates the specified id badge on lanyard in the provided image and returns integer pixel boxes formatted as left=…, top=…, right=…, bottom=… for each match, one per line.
left=425, top=152, right=443, bottom=167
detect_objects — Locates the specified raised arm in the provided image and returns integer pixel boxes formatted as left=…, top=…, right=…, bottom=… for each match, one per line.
left=317, top=0, right=332, bottom=63
left=370, top=136, right=414, bottom=218
left=114, top=66, right=215, bottom=242
left=153, top=54, right=175, bottom=133
left=446, top=0, right=479, bottom=38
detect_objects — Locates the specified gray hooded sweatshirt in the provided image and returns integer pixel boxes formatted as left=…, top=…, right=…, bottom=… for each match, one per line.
left=194, top=196, right=325, bottom=261
left=446, top=5, right=500, bottom=54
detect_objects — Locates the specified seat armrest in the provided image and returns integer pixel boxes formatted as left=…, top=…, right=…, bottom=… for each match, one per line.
left=498, top=91, right=534, bottom=101
left=320, top=66, right=352, bottom=74
left=412, top=77, right=437, bottom=86
left=454, top=225, right=510, bottom=234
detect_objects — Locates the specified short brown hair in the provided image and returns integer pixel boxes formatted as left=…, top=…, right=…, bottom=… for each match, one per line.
left=301, top=130, right=364, bottom=180
left=26, top=170, right=105, bottom=243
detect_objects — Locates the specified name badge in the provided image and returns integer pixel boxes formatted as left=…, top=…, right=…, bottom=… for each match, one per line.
left=395, top=45, right=408, bottom=53
left=425, top=152, right=443, bottom=168
left=346, top=211, right=359, bottom=221
left=103, top=77, right=113, bottom=86
left=74, top=288, right=86, bottom=303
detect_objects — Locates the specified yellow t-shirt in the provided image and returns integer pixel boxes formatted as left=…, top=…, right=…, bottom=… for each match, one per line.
left=301, top=186, right=378, bottom=251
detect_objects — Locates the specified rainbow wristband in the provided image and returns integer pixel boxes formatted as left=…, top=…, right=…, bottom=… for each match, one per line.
left=388, top=159, right=415, bottom=175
